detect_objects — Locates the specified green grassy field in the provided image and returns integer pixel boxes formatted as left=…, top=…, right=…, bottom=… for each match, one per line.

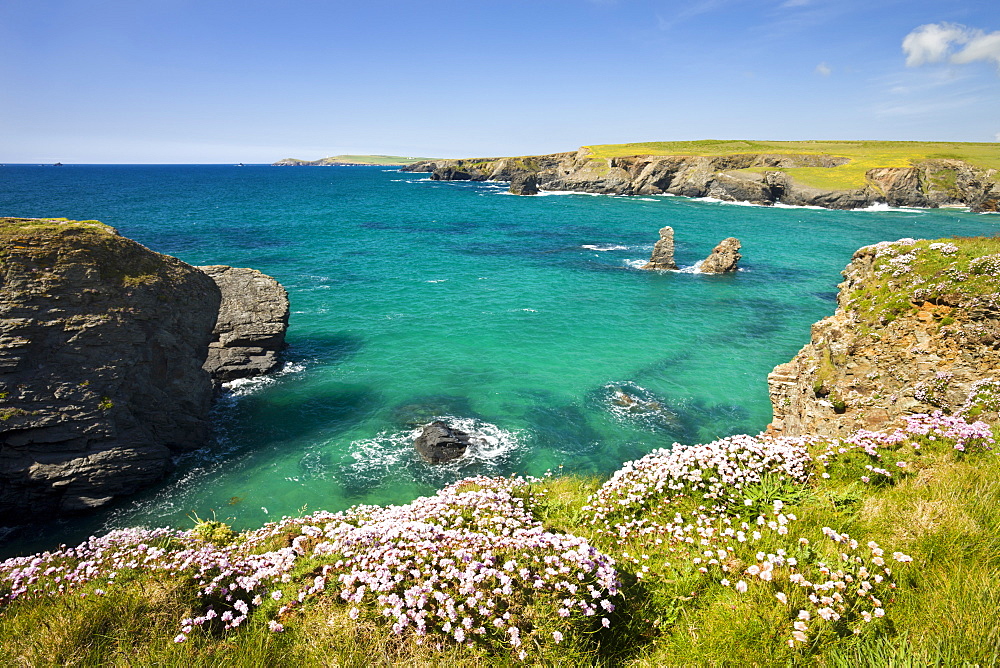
left=279, top=155, right=433, bottom=166
left=584, top=140, right=1000, bottom=191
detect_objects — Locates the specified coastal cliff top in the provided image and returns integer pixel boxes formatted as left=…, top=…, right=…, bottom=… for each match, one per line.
left=584, top=139, right=1000, bottom=190
left=273, top=154, right=434, bottom=166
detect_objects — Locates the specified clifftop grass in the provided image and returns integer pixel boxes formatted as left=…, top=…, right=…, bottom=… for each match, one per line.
left=846, top=236, right=1000, bottom=328
left=583, top=140, right=1000, bottom=190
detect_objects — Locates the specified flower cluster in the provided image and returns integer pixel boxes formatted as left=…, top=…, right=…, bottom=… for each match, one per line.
left=928, top=242, right=959, bottom=255
left=306, top=476, right=620, bottom=656
left=582, top=434, right=814, bottom=525
left=969, top=253, right=1000, bottom=276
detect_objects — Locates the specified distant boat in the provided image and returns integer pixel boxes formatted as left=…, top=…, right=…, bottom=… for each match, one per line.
left=236, top=163, right=245, bottom=167
left=53, top=162, right=63, bottom=166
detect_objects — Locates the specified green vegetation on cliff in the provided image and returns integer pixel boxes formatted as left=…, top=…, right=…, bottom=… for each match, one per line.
left=584, top=140, right=1000, bottom=191
left=847, top=236, right=1000, bottom=328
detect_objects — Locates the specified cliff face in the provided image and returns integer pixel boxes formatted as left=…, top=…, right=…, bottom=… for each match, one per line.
left=405, top=150, right=1000, bottom=212
left=0, top=219, right=220, bottom=519
left=0, top=219, right=290, bottom=522
left=769, top=237, right=1000, bottom=437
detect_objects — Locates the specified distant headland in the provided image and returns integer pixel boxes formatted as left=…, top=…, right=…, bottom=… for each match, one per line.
left=272, top=154, right=434, bottom=167
left=403, top=139, right=1000, bottom=212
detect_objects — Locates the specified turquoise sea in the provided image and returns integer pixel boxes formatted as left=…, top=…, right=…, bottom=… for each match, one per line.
left=1, top=164, right=998, bottom=555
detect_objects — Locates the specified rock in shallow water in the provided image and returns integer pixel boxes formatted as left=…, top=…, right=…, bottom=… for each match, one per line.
left=413, top=420, right=470, bottom=464
left=699, top=237, right=741, bottom=273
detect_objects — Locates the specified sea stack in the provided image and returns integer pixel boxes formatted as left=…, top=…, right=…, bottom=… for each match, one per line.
left=198, top=265, right=290, bottom=384
left=699, top=238, right=742, bottom=273
left=642, top=226, right=678, bottom=271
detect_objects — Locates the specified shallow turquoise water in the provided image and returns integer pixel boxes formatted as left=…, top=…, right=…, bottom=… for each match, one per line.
left=1, top=164, right=998, bottom=554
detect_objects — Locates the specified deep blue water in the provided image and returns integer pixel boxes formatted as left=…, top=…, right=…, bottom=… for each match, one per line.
left=1, top=164, right=997, bottom=555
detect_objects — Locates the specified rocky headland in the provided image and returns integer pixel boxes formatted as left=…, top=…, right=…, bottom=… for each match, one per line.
left=0, top=218, right=288, bottom=521
left=404, top=145, right=1000, bottom=211
left=769, top=236, right=1000, bottom=437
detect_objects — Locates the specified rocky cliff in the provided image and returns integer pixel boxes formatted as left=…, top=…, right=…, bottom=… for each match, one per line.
left=768, top=237, right=1000, bottom=437
left=0, top=218, right=289, bottom=522
left=404, top=148, right=1000, bottom=212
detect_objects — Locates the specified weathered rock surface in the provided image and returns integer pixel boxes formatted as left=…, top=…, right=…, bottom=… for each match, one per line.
left=413, top=421, right=470, bottom=464
left=198, top=265, right=289, bottom=384
left=641, top=226, right=678, bottom=271
left=0, top=218, right=221, bottom=521
left=404, top=149, right=1000, bottom=211
left=768, top=240, right=1000, bottom=437
left=699, top=238, right=741, bottom=273
left=509, top=173, right=539, bottom=196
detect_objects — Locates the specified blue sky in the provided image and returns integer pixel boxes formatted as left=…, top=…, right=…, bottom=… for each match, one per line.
left=2, top=0, right=998, bottom=163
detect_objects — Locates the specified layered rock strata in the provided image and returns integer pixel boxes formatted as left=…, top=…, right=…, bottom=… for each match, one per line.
left=0, top=218, right=220, bottom=520
left=699, top=238, right=741, bottom=273
left=405, top=149, right=1000, bottom=211
left=641, top=226, right=678, bottom=271
left=198, top=265, right=289, bottom=384
left=769, top=238, right=1000, bottom=437
left=0, top=218, right=289, bottom=521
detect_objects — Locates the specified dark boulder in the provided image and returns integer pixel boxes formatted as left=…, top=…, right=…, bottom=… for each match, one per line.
left=509, top=173, right=539, bottom=196
left=413, top=420, right=470, bottom=464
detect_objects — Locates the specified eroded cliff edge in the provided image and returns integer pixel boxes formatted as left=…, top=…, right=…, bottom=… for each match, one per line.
left=0, top=218, right=288, bottom=521
left=769, top=237, right=1000, bottom=437
left=404, top=148, right=1000, bottom=212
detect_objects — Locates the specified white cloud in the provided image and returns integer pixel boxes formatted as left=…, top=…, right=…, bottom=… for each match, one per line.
left=903, top=22, right=1000, bottom=70
left=995, top=132, right=1000, bottom=141
left=815, top=61, right=832, bottom=76
left=952, top=31, right=1000, bottom=68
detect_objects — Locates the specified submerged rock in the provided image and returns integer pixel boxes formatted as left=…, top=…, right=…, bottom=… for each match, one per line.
left=413, top=421, right=470, bottom=464
left=198, top=265, right=290, bottom=384
left=699, top=237, right=741, bottom=273
left=642, top=226, right=678, bottom=271
left=509, top=173, right=539, bottom=196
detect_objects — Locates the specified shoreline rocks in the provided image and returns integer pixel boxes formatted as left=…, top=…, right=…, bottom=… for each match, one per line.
left=404, top=150, right=1000, bottom=212
left=509, top=173, right=539, bottom=196
left=0, top=218, right=289, bottom=521
left=768, top=238, right=1000, bottom=437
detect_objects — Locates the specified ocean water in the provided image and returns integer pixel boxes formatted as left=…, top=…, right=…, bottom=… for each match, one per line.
left=1, top=164, right=998, bottom=555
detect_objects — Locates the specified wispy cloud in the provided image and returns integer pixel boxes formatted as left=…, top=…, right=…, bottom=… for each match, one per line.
left=903, top=22, right=1000, bottom=70
left=815, top=62, right=832, bottom=76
